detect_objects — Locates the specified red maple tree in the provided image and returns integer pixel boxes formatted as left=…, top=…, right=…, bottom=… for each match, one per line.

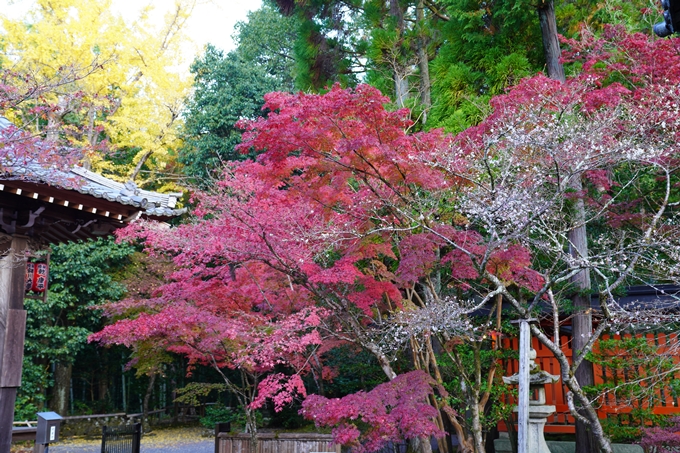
left=94, top=27, right=680, bottom=453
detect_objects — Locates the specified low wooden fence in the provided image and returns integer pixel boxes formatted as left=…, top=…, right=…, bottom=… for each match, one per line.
left=498, top=333, right=680, bottom=434
left=11, top=409, right=168, bottom=443
left=216, top=432, right=340, bottom=453
left=11, top=426, right=37, bottom=442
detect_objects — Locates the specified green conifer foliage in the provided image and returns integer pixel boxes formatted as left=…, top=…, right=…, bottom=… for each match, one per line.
left=427, top=0, right=656, bottom=133
left=428, top=0, right=543, bottom=132
left=284, top=0, right=361, bottom=91
left=179, top=3, right=298, bottom=184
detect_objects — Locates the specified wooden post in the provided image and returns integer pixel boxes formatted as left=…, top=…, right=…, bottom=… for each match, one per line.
left=517, top=320, right=530, bottom=453
left=215, top=423, right=231, bottom=453
left=0, top=235, right=28, bottom=453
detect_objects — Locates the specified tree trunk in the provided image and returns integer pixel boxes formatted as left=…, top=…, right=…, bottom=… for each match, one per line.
left=46, top=96, right=69, bottom=142
left=471, top=401, right=485, bottom=453
left=389, top=0, right=410, bottom=108
left=98, top=377, right=109, bottom=404
left=568, top=177, right=596, bottom=453
left=537, top=2, right=595, bottom=449
left=244, top=405, right=259, bottom=453
left=536, top=0, right=565, bottom=82
left=130, top=149, right=153, bottom=182
left=86, top=105, right=99, bottom=146
left=416, top=0, right=431, bottom=123
left=530, top=325, right=613, bottom=453
left=365, top=342, right=397, bottom=380
left=410, top=436, right=434, bottom=453
left=51, top=362, right=72, bottom=415
left=142, top=373, right=157, bottom=432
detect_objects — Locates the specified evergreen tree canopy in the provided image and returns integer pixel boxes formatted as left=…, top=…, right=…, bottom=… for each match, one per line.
left=179, top=3, right=298, bottom=185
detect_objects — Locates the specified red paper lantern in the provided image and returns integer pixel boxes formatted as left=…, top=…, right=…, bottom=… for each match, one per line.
left=25, top=262, right=35, bottom=292
left=31, top=262, right=48, bottom=293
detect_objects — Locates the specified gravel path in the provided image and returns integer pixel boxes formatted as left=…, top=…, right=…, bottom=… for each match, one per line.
left=47, top=440, right=214, bottom=453
left=43, top=427, right=214, bottom=453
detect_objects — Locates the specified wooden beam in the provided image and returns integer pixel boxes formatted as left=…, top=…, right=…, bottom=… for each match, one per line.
left=0, top=181, right=138, bottom=220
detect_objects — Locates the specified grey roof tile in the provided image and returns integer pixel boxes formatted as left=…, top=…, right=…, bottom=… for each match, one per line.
left=7, top=164, right=186, bottom=218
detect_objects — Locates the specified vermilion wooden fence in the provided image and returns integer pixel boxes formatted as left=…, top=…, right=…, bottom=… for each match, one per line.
left=497, top=333, right=680, bottom=434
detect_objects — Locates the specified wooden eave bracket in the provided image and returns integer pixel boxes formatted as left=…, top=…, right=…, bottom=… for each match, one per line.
left=0, top=207, right=45, bottom=235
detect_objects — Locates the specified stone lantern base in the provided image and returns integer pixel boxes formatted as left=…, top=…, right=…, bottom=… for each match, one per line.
left=514, top=404, right=555, bottom=453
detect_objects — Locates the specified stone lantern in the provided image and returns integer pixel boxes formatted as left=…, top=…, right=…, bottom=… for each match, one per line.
left=503, top=349, right=560, bottom=453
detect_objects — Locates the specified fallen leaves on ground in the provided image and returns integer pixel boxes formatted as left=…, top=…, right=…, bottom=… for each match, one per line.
left=11, top=426, right=211, bottom=451
left=140, top=426, right=210, bottom=446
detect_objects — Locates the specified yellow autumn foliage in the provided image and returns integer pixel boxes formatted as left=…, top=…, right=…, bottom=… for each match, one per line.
left=0, top=0, right=194, bottom=189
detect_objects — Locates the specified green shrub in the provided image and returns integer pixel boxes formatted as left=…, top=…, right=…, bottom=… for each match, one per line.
left=200, top=405, right=262, bottom=431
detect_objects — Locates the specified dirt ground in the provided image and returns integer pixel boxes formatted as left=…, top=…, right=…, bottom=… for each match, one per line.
left=12, top=426, right=215, bottom=453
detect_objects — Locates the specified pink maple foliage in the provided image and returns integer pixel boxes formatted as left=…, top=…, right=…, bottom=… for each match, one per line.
left=301, top=371, right=445, bottom=453
left=251, top=373, right=307, bottom=412
left=638, top=417, right=680, bottom=453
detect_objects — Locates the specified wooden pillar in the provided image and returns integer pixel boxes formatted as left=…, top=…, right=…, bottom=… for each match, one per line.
left=0, top=235, right=28, bottom=453
left=517, top=320, right=530, bottom=453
